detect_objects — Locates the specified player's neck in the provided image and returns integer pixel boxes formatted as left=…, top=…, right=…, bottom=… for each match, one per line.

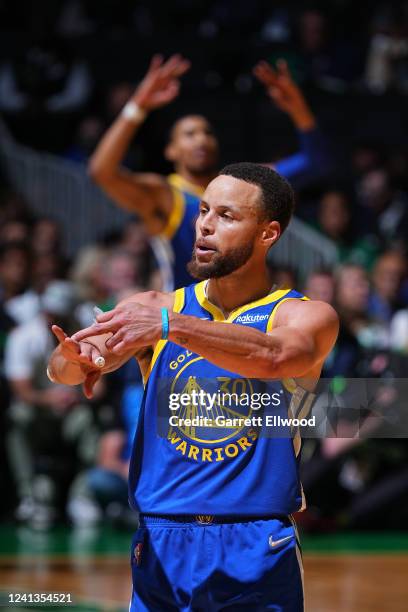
left=206, top=264, right=272, bottom=318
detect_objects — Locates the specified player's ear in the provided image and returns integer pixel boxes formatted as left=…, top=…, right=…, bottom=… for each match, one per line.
left=261, top=220, right=280, bottom=249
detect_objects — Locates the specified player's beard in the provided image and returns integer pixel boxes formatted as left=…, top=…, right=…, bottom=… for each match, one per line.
left=187, top=240, right=255, bottom=280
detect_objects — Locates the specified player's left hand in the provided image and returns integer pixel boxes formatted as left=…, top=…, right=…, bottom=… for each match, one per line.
left=71, top=302, right=162, bottom=355
left=51, top=325, right=103, bottom=399
left=253, top=59, right=316, bottom=130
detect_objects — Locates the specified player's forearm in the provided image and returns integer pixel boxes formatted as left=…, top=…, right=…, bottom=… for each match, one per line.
left=289, top=103, right=316, bottom=131
left=88, top=111, right=145, bottom=182
left=168, top=313, right=310, bottom=379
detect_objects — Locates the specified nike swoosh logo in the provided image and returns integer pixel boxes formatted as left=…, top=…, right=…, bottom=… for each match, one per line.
left=269, top=535, right=293, bottom=548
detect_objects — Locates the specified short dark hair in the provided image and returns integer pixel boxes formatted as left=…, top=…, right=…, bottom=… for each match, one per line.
left=219, top=162, right=295, bottom=232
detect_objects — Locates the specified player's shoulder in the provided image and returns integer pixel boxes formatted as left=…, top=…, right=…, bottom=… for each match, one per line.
left=274, top=296, right=339, bottom=332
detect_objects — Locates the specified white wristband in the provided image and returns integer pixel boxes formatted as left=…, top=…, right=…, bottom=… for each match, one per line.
left=121, top=101, right=147, bottom=124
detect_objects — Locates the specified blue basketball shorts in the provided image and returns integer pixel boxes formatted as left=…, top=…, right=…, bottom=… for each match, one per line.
left=129, top=515, right=304, bottom=611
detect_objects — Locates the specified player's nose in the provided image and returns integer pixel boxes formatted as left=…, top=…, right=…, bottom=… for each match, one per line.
left=199, top=212, right=216, bottom=236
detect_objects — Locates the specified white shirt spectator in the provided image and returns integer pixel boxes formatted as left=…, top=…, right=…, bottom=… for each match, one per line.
left=4, top=289, right=41, bottom=325
left=5, top=314, right=53, bottom=381
left=390, top=309, right=408, bottom=354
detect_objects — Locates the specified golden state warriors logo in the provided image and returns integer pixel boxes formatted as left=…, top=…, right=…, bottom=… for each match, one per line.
left=164, top=350, right=262, bottom=462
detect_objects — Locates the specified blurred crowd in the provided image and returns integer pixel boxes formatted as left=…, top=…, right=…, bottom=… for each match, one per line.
left=1, top=0, right=408, bottom=154
left=0, top=0, right=408, bottom=532
left=0, top=200, right=161, bottom=529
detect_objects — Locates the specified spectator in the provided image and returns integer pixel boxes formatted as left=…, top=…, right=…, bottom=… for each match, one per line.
left=101, top=248, right=143, bottom=307
left=30, top=217, right=64, bottom=257
left=3, top=248, right=66, bottom=326
left=316, top=189, right=379, bottom=269
left=0, top=219, right=30, bottom=244
left=390, top=306, right=408, bottom=353
left=31, top=252, right=67, bottom=295
left=4, top=281, right=100, bottom=528
left=357, top=168, right=408, bottom=251
left=368, top=251, right=407, bottom=323
left=70, top=245, right=109, bottom=327
left=293, top=8, right=362, bottom=86
left=304, top=269, right=335, bottom=304
left=0, top=190, right=31, bottom=227
left=0, top=242, right=30, bottom=303
left=304, top=267, right=360, bottom=377
left=334, top=263, right=389, bottom=350
left=365, top=5, right=408, bottom=93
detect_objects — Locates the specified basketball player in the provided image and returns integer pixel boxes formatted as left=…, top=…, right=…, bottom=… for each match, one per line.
left=48, top=163, right=338, bottom=611
left=89, top=55, right=332, bottom=288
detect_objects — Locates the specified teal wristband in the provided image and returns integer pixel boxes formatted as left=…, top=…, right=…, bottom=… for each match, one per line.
left=161, top=308, right=169, bottom=339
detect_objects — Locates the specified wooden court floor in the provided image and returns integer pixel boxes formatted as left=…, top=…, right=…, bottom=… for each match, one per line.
left=0, top=527, right=407, bottom=611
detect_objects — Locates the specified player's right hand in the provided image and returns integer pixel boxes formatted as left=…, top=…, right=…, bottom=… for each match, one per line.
left=132, top=54, right=191, bottom=112
left=253, top=59, right=315, bottom=130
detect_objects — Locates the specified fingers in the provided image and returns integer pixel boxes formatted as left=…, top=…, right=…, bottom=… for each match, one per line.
left=277, top=59, right=290, bottom=79
left=147, top=54, right=163, bottom=73
left=172, top=58, right=191, bottom=78
left=109, top=341, right=127, bottom=355
left=158, top=54, right=191, bottom=82
left=253, top=61, right=277, bottom=86
left=96, top=309, right=114, bottom=323
left=268, top=86, right=283, bottom=102
left=64, top=337, right=81, bottom=355
left=83, top=370, right=101, bottom=400
left=72, top=322, right=116, bottom=342
left=89, top=344, right=105, bottom=368
left=254, top=59, right=293, bottom=93
left=52, top=325, right=67, bottom=344
left=154, top=81, right=180, bottom=105
left=105, top=329, right=125, bottom=351
left=77, top=341, right=104, bottom=367
left=105, top=330, right=140, bottom=355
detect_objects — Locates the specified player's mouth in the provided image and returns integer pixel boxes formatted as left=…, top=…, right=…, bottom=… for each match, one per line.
left=192, top=148, right=211, bottom=161
left=195, top=240, right=217, bottom=260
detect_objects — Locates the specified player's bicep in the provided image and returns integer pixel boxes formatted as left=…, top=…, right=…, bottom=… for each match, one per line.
left=266, top=300, right=339, bottom=375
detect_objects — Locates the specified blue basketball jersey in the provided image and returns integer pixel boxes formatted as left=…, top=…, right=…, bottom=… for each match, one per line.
left=160, top=174, right=203, bottom=289
left=128, top=282, right=314, bottom=516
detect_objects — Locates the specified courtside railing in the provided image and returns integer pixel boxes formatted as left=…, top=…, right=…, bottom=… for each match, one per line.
left=268, top=216, right=338, bottom=279
left=0, top=118, right=337, bottom=283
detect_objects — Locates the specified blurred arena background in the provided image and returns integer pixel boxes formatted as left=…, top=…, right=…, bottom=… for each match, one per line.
left=0, top=1, right=408, bottom=610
